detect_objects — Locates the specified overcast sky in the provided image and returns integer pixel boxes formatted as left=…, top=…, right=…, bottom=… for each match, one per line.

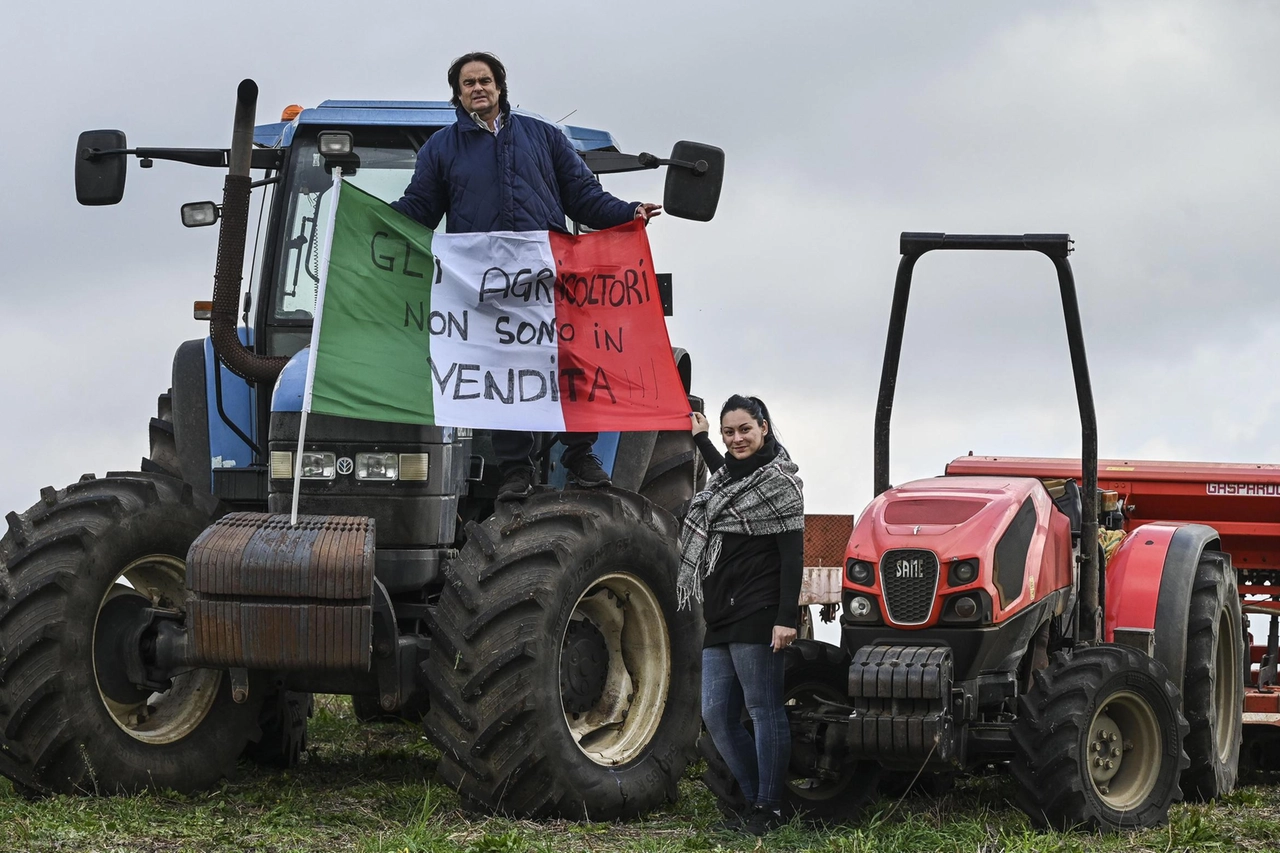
left=1, top=0, right=1278, bottom=521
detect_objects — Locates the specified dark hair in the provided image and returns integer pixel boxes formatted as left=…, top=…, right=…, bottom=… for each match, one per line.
left=720, top=394, right=775, bottom=437
left=447, top=52, right=510, bottom=113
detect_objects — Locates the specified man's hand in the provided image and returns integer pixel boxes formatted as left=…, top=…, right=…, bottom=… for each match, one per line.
left=635, top=202, right=662, bottom=223
left=690, top=411, right=709, bottom=436
left=772, top=625, right=797, bottom=653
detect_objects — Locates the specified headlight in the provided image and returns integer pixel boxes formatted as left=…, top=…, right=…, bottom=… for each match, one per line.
left=841, top=592, right=880, bottom=624
left=846, top=559, right=874, bottom=586
left=180, top=201, right=220, bottom=228
left=940, top=591, right=990, bottom=625
left=355, top=452, right=399, bottom=481
left=950, top=559, right=978, bottom=585
left=300, top=451, right=335, bottom=480
left=318, top=130, right=354, bottom=156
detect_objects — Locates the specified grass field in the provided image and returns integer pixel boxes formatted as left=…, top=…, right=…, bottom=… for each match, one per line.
left=2, top=696, right=1278, bottom=853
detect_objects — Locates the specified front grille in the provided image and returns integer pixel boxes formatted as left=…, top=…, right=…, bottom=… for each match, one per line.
left=879, top=549, right=939, bottom=625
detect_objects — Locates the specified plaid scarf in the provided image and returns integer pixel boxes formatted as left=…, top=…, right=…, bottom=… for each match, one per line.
left=677, top=444, right=805, bottom=610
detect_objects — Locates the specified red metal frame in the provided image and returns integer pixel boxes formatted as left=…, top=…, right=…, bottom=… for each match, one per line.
left=944, top=457, right=1280, bottom=570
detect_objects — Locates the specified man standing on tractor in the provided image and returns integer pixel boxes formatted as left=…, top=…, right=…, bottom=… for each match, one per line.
left=392, top=51, right=662, bottom=500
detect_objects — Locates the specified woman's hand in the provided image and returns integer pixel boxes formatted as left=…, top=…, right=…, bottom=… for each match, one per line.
left=772, top=625, right=797, bottom=652
left=690, top=411, right=710, bottom=436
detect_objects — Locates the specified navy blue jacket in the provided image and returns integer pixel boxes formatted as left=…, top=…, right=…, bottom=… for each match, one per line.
left=391, top=105, right=638, bottom=233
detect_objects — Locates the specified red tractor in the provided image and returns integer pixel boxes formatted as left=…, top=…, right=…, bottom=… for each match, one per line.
left=945, top=456, right=1272, bottom=778
left=701, top=233, right=1244, bottom=832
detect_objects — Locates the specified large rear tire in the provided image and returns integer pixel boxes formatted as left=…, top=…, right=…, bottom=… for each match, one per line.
left=1180, top=550, right=1243, bottom=800
left=1011, top=644, right=1189, bottom=831
left=141, top=390, right=182, bottom=479
left=636, top=430, right=705, bottom=521
left=421, top=488, right=700, bottom=819
left=0, top=473, right=261, bottom=794
left=699, top=639, right=879, bottom=823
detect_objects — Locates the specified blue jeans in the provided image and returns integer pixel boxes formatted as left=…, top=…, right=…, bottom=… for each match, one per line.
left=701, top=643, right=790, bottom=809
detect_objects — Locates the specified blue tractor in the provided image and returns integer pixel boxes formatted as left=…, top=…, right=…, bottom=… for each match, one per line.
left=0, top=80, right=723, bottom=819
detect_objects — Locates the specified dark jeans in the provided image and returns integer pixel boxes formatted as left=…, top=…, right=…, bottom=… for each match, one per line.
left=701, top=642, right=790, bottom=809
left=491, top=430, right=598, bottom=469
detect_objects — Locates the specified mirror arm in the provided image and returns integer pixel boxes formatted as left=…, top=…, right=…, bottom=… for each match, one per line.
left=637, top=152, right=709, bottom=176
left=79, top=146, right=228, bottom=168
left=78, top=147, right=283, bottom=171
left=580, top=149, right=711, bottom=177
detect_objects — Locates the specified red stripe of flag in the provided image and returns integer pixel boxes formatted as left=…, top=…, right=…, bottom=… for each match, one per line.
left=549, top=221, right=690, bottom=432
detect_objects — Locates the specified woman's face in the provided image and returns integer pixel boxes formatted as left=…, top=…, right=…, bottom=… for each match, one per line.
left=720, top=409, right=769, bottom=460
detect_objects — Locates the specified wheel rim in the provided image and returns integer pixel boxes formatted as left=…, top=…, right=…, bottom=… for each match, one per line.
left=92, top=554, right=221, bottom=744
left=784, top=676, right=860, bottom=804
left=1086, top=690, right=1161, bottom=811
left=1214, top=606, right=1242, bottom=763
left=561, top=572, right=670, bottom=766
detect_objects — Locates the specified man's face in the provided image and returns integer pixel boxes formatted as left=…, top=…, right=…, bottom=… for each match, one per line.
left=458, top=61, right=501, bottom=120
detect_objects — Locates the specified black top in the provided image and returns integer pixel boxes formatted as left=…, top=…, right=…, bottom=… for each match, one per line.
left=693, top=432, right=804, bottom=647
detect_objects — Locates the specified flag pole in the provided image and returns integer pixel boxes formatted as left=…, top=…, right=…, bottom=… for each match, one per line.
left=291, top=168, right=345, bottom=525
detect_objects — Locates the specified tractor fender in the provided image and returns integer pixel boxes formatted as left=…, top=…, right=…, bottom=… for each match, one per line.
left=269, top=347, right=309, bottom=413
left=1105, top=522, right=1221, bottom=695
left=202, top=335, right=258, bottom=470
left=171, top=338, right=213, bottom=490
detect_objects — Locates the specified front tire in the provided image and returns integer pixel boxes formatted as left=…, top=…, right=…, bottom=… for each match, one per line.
left=1011, top=644, right=1189, bottom=831
left=243, top=690, right=312, bottom=768
left=0, top=473, right=261, bottom=794
left=421, top=488, right=700, bottom=819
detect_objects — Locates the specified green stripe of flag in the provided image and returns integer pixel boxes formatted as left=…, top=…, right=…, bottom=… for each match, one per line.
left=309, top=182, right=438, bottom=424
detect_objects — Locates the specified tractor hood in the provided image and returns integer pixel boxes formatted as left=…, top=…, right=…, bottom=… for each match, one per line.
left=845, top=476, right=1073, bottom=626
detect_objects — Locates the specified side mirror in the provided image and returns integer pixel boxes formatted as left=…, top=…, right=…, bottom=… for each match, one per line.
left=181, top=201, right=221, bottom=227
left=662, top=141, right=724, bottom=222
left=75, top=130, right=128, bottom=206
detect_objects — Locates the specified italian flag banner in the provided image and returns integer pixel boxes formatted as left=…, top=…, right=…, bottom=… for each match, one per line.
left=302, top=180, right=690, bottom=432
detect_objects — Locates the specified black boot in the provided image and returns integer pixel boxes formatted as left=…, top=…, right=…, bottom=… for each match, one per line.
left=497, top=464, right=536, bottom=501
left=744, top=805, right=786, bottom=836
left=562, top=451, right=610, bottom=488
left=712, top=804, right=752, bottom=833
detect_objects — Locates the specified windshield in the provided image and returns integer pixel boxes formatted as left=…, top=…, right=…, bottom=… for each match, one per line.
left=273, top=132, right=424, bottom=321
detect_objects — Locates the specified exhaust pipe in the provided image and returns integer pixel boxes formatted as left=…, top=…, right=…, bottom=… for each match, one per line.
left=211, top=79, right=289, bottom=384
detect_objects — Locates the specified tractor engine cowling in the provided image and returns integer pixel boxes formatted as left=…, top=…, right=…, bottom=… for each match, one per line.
left=266, top=350, right=471, bottom=592
left=841, top=476, right=1074, bottom=681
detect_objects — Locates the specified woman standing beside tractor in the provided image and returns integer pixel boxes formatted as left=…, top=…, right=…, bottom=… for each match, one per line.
left=679, top=395, right=805, bottom=836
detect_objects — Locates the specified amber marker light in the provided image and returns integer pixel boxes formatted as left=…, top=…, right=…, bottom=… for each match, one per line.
left=281, top=104, right=304, bottom=121
left=193, top=301, right=213, bottom=320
